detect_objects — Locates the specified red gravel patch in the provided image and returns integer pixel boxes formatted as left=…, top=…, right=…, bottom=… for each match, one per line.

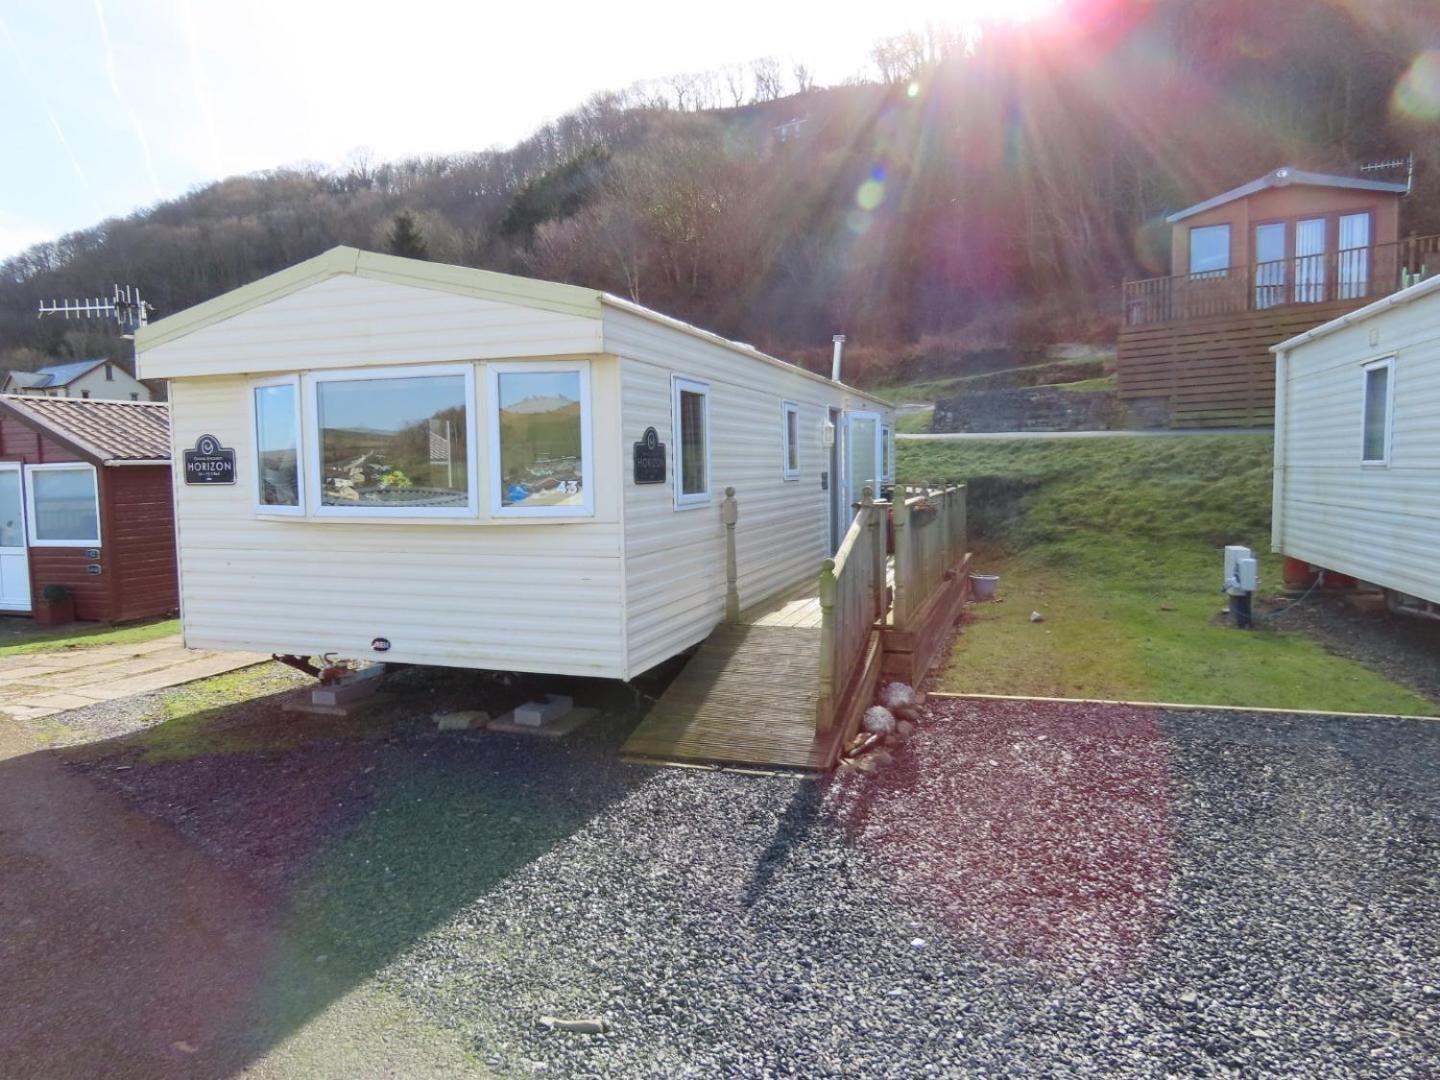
left=830, top=697, right=1175, bottom=975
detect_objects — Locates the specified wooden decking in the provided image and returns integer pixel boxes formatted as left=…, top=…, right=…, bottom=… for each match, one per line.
left=622, top=621, right=840, bottom=770
left=623, top=485, right=968, bottom=772
left=622, top=562, right=895, bottom=771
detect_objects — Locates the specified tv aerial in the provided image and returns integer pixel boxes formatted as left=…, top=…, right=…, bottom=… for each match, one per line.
left=37, top=284, right=154, bottom=338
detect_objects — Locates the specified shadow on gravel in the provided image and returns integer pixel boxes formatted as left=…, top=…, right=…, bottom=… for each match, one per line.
left=3, top=669, right=655, bottom=1079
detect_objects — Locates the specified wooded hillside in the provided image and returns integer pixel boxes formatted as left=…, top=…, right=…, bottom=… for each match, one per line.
left=3, top=0, right=1437, bottom=385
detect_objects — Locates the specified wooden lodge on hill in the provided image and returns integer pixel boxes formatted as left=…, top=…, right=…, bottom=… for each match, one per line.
left=1118, top=167, right=1439, bottom=427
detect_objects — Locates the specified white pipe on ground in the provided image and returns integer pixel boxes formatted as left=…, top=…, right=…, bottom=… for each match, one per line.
left=831, top=334, right=846, bottom=382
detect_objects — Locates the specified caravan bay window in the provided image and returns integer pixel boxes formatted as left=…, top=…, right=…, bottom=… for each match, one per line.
left=312, top=366, right=473, bottom=515
left=253, top=377, right=302, bottom=511
left=488, top=362, right=593, bottom=517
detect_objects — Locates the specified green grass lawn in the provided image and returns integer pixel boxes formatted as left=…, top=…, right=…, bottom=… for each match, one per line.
left=898, top=435, right=1436, bottom=715
left=0, top=617, right=179, bottom=657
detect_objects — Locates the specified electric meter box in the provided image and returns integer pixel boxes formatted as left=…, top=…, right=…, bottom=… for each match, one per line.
left=1224, top=545, right=1258, bottom=594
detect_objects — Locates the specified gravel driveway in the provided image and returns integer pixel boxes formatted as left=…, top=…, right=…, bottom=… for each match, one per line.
left=385, top=697, right=1440, bottom=1077
left=17, top=683, right=1440, bottom=1077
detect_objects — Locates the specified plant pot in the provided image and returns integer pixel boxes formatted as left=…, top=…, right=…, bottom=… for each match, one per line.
left=34, top=596, right=75, bottom=627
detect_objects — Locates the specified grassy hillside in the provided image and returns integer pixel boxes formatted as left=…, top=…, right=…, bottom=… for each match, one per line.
left=898, top=435, right=1435, bottom=715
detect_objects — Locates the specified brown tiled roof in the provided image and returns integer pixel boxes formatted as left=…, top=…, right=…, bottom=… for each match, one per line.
left=0, top=394, right=171, bottom=464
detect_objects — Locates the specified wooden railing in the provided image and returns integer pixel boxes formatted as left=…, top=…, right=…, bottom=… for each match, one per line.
left=1123, top=234, right=1440, bottom=327
left=816, top=488, right=886, bottom=731
left=892, top=484, right=967, bottom=631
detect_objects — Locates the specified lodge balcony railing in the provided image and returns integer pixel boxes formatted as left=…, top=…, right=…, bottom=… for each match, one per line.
left=1123, top=234, right=1440, bottom=328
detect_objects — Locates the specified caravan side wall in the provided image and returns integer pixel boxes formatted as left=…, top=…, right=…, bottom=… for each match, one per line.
left=605, top=306, right=891, bottom=676
left=1273, top=295, right=1440, bottom=604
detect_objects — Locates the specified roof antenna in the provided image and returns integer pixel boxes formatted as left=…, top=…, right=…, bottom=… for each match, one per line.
left=1360, top=154, right=1413, bottom=195
left=37, top=284, right=154, bottom=339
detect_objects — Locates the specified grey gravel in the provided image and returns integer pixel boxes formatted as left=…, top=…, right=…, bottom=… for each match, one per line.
left=382, top=699, right=1440, bottom=1078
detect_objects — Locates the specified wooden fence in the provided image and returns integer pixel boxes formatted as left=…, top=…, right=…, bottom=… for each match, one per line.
left=892, top=484, right=967, bottom=631
left=816, top=489, right=886, bottom=732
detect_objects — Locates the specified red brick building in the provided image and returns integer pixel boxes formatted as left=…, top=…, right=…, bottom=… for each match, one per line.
left=0, top=395, right=177, bottom=622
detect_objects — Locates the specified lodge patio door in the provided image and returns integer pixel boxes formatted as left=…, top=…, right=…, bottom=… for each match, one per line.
left=0, top=463, right=31, bottom=612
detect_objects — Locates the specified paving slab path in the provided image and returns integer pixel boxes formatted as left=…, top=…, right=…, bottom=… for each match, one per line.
left=0, top=635, right=267, bottom=723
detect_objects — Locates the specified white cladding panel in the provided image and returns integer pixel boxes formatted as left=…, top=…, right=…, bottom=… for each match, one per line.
left=140, top=275, right=602, bottom=379
left=605, top=307, right=893, bottom=675
left=1274, top=289, right=1440, bottom=603
left=167, top=371, right=625, bottom=677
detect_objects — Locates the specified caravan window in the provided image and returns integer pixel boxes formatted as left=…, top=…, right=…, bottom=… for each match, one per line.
left=673, top=376, right=710, bottom=507
left=1362, top=358, right=1394, bottom=465
left=311, top=365, right=476, bottom=517
left=782, top=401, right=801, bottom=480
left=881, top=424, right=894, bottom=482
left=26, top=464, right=100, bottom=546
left=488, top=362, right=593, bottom=517
left=253, top=377, right=302, bottom=512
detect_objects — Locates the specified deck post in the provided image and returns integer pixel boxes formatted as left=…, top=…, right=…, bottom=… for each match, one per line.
left=892, top=488, right=910, bottom=632
left=816, top=558, right=837, bottom=731
left=722, top=486, right=740, bottom=623
left=862, top=487, right=883, bottom=622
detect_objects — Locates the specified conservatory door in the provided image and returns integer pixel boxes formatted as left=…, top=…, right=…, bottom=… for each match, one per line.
left=0, top=464, right=30, bottom=612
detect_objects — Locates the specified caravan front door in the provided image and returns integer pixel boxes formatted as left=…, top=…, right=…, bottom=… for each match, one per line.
left=0, top=464, right=30, bottom=612
left=844, top=411, right=882, bottom=517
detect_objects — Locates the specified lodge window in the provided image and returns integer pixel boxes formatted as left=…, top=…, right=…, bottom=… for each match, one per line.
left=1361, top=357, right=1394, bottom=465
left=487, top=362, right=593, bottom=518
left=26, top=464, right=100, bottom=547
left=253, top=376, right=303, bottom=513
left=309, top=365, right=476, bottom=518
left=782, top=401, right=800, bottom=480
left=105, top=364, right=114, bottom=382
left=672, top=376, right=710, bottom=508
left=1189, top=224, right=1230, bottom=277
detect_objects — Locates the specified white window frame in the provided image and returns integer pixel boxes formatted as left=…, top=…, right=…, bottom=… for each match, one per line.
left=781, top=400, right=801, bottom=481
left=881, top=423, right=894, bottom=482
left=486, top=360, right=595, bottom=519
left=672, top=376, right=712, bottom=510
left=1361, top=356, right=1396, bottom=467
left=25, top=462, right=101, bottom=547
left=305, top=363, right=479, bottom=519
left=250, top=374, right=305, bottom=516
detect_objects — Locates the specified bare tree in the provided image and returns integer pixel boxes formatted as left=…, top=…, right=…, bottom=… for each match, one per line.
left=792, top=61, right=815, bottom=94
left=750, top=57, right=783, bottom=101
left=722, top=64, right=749, bottom=107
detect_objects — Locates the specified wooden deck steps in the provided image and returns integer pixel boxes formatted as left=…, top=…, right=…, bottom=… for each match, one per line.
left=622, top=623, right=842, bottom=771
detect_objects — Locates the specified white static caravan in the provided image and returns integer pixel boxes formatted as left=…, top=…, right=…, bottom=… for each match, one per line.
left=1271, top=273, right=1440, bottom=614
left=136, top=247, right=894, bottom=679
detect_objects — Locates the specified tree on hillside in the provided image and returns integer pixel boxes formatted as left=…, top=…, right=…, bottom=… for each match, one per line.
left=385, top=210, right=429, bottom=259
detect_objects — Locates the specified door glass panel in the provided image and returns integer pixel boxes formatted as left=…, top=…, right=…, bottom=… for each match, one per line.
left=1294, top=218, right=1327, bottom=303
left=1254, top=223, right=1286, bottom=309
left=0, top=470, right=21, bottom=548
left=848, top=415, right=879, bottom=512
left=1338, top=213, right=1371, bottom=300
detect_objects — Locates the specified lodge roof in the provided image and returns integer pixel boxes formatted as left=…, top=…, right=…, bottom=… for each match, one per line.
left=1166, top=167, right=1410, bottom=225
left=0, top=394, right=171, bottom=465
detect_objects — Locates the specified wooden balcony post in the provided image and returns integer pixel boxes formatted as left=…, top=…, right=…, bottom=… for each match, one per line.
left=892, top=488, right=910, bottom=632
left=816, top=558, right=837, bottom=731
left=722, top=486, right=740, bottom=623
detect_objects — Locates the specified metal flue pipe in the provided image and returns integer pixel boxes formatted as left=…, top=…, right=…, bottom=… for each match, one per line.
left=831, top=334, right=846, bottom=382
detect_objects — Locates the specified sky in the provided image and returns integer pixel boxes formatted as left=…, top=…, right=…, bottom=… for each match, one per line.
left=0, top=0, right=1057, bottom=262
